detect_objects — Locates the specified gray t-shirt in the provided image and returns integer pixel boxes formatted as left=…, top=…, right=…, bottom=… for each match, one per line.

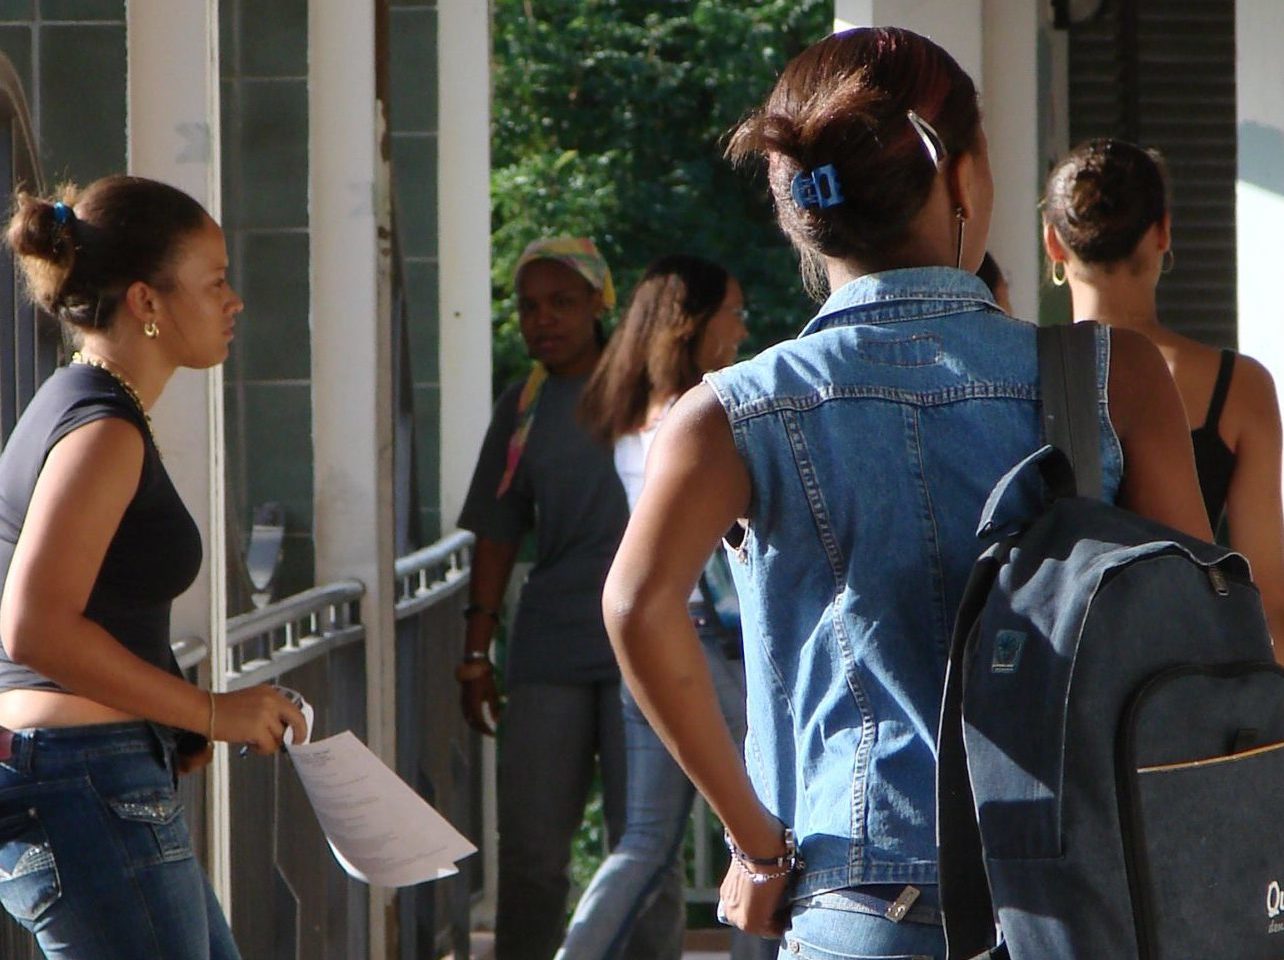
left=458, top=373, right=629, bottom=684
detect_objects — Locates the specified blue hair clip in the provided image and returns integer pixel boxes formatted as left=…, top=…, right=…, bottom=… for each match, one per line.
left=52, top=201, right=72, bottom=226
left=790, top=164, right=845, bottom=211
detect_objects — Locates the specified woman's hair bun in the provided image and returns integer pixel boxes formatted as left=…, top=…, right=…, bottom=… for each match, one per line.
left=1043, top=139, right=1168, bottom=265
left=6, top=185, right=80, bottom=313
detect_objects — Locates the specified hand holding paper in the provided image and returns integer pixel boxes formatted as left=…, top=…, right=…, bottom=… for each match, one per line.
left=276, top=688, right=476, bottom=887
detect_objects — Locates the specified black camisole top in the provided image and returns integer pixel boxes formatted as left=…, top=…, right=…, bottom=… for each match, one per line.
left=1189, top=349, right=1237, bottom=529
left=0, top=364, right=202, bottom=693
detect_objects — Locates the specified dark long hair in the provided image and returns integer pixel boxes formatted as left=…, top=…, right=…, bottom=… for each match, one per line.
left=579, top=254, right=730, bottom=444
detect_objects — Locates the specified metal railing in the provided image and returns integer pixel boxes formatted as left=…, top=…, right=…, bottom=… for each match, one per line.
left=214, top=532, right=477, bottom=959
left=218, top=578, right=372, bottom=959
left=392, top=530, right=480, bottom=960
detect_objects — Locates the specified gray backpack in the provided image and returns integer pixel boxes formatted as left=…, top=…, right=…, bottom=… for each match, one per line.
left=937, top=323, right=1284, bottom=959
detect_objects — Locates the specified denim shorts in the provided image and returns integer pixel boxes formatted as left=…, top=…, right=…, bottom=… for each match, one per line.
left=0, top=721, right=240, bottom=959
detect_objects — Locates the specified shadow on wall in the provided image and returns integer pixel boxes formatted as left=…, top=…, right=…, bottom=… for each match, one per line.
left=1240, top=121, right=1284, bottom=196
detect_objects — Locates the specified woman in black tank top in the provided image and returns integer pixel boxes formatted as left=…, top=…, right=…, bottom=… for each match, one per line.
left=1042, top=139, right=1284, bottom=647
left=0, top=177, right=305, bottom=958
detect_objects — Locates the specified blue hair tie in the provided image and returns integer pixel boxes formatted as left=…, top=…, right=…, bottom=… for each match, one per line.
left=52, top=201, right=72, bottom=225
left=790, top=164, right=845, bottom=210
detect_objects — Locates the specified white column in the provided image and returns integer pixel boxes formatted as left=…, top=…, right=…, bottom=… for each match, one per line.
left=125, top=0, right=232, bottom=910
left=438, top=0, right=493, bottom=528
left=1236, top=0, right=1284, bottom=383
left=832, top=1, right=1048, bottom=320
left=982, top=0, right=1046, bottom=322
left=309, top=3, right=397, bottom=956
left=436, top=0, right=499, bottom=917
left=834, top=0, right=982, bottom=80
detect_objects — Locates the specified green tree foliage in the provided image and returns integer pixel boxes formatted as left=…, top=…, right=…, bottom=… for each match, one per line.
left=490, top=0, right=833, bottom=391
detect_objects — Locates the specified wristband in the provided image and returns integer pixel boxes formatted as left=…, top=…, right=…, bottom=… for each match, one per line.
left=455, top=657, right=494, bottom=683
left=463, top=604, right=501, bottom=623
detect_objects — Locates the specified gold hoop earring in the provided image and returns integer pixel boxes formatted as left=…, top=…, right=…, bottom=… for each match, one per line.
left=1051, top=261, right=1068, bottom=287
left=954, top=207, right=967, bottom=270
left=143, top=321, right=159, bottom=339
left=1161, top=249, right=1175, bottom=275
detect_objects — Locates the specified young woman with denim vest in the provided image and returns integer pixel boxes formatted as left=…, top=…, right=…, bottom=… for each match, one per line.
left=0, top=176, right=306, bottom=958
left=557, top=254, right=773, bottom=960
left=601, top=28, right=1210, bottom=960
left=1043, top=139, right=1284, bottom=650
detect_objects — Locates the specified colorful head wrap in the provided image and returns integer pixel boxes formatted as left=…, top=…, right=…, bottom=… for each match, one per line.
left=496, top=237, right=613, bottom=499
left=513, top=236, right=616, bottom=309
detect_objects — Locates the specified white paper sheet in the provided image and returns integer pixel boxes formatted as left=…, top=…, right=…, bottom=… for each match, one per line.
left=280, top=691, right=476, bottom=887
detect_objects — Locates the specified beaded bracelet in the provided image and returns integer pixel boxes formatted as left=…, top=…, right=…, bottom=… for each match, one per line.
left=724, top=827, right=804, bottom=885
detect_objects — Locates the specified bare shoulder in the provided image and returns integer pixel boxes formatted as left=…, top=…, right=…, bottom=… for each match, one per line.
left=1107, top=327, right=1175, bottom=436
left=42, top=416, right=146, bottom=494
left=1230, top=353, right=1279, bottom=409
left=658, top=383, right=733, bottom=445
left=1225, top=353, right=1282, bottom=444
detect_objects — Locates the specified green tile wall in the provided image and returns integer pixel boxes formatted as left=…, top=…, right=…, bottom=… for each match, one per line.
left=390, top=2, right=441, bottom=544
left=0, top=3, right=125, bottom=190
left=220, top=0, right=313, bottom=605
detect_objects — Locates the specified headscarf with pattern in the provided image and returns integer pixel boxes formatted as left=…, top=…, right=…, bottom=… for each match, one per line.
left=496, top=237, right=614, bottom=498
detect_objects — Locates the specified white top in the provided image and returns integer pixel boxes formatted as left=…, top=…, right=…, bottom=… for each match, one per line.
left=613, top=402, right=702, bottom=601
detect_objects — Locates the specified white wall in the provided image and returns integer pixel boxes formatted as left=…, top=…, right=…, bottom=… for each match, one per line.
left=309, top=4, right=398, bottom=954
left=438, top=0, right=493, bottom=530
left=832, top=0, right=1046, bottom=321
left=125, top=0, right=232, bottom=907
left=1236, top=0, right=1284, bottom=382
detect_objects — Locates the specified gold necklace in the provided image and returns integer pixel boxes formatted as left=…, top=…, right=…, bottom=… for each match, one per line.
left=70, top=351, right=156, bottom=446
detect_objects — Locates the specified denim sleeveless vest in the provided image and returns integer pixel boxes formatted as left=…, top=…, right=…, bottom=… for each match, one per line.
left=705, top=268, right=1123, bottom=897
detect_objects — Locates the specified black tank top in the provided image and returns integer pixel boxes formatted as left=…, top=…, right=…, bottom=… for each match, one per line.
left=1189, top=349, right=1237, bottom=528
left=0, top=364, right=202, bottom=692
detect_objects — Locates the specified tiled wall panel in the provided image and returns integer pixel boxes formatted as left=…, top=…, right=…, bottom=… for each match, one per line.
left=390, top=1, right=442, bottom=542
left=220, top=0, right=313, bottom=605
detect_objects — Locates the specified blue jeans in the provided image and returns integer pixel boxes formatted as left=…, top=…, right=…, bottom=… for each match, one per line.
left=0, top=721, right=239, bottom=959
left=781, top=888, right=945, bottom=960
left=499, top=679, right=675, bottom=960
left=557, top=614, right=776, bottom=960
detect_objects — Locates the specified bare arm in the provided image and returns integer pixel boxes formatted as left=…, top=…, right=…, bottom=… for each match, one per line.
left=1107, top=328, right=1213, bottom=541
left=459, top=536, right=520, bottom=735
left=604, top=384, right=789, bottom=933
left=0, top=419, right=304, bottom=752
left=1222, top=358, right=1284, bottom=654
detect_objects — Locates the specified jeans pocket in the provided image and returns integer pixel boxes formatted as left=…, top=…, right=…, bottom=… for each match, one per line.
left=0, top=808, right=61, bottom=923
left=105, top=788, right=193, bottom=867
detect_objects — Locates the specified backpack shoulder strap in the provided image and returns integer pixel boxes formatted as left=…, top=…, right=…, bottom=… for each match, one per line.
left=1037, top=322, right=1103, bottom=500
left=938, top=547, right=1005, bottom=959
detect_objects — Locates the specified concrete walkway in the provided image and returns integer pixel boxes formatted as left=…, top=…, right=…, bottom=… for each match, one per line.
left=454, top=929, right=737, bottom=959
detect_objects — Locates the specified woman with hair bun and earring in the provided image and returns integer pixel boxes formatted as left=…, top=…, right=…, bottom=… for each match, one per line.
left=601, top=29, right=1210, bottom=958
left=0, top=175, right=306, bottom=958
left=1043, top=139, right=1284, bottom=646
left=559, top=253, right=773, bottom=960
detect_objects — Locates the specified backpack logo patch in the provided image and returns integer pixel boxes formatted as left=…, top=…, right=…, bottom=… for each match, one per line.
left=991, top=630, right=1026, bottom=674
left=1267, top=881, right=1284, bottom=934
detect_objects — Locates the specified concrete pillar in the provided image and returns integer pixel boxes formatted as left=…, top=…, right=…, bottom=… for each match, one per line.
left=831, top=0, right=1047, bottom=320
left=309, top=3, right=397, bottom=955
left=1236, top=0, right=1284, bottom=384
left=436, top=0, right=499, bottom=917
left=438, top=0, right=493, bottom=529
left=125, top=0, right=232, bottom=910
